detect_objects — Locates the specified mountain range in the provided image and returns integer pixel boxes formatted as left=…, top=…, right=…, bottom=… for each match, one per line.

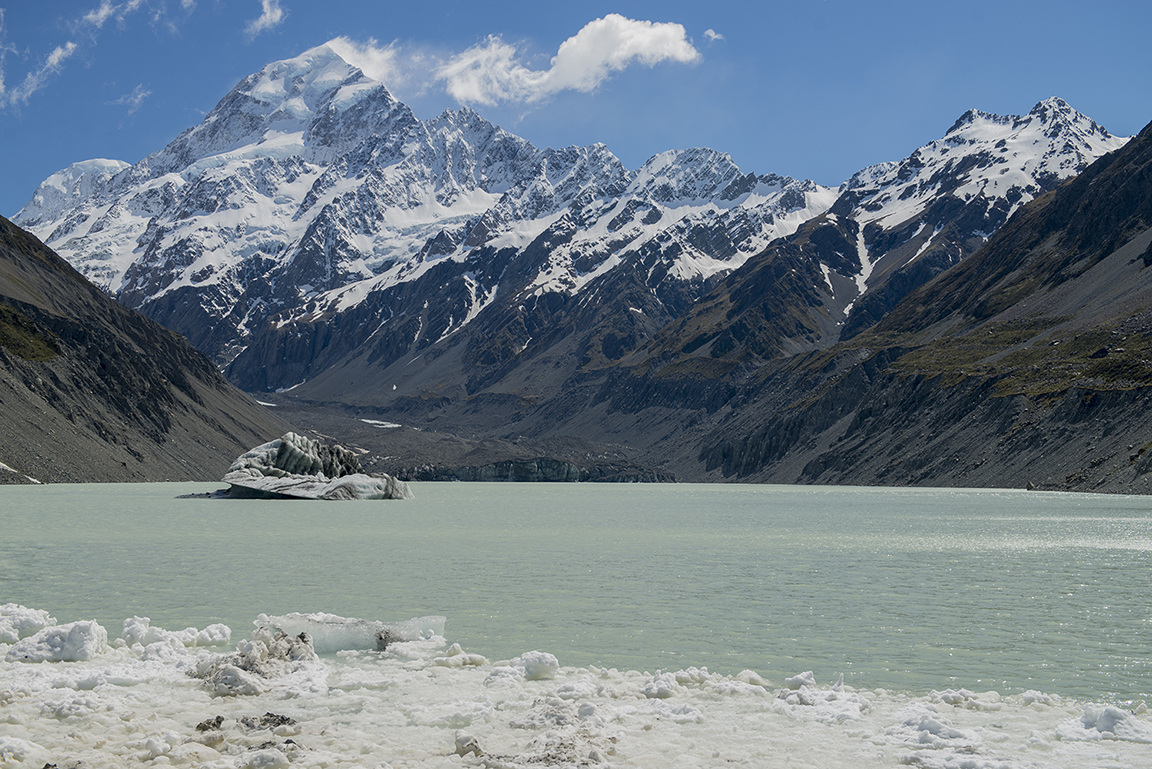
left=12, top=41, right=1152, bottom=489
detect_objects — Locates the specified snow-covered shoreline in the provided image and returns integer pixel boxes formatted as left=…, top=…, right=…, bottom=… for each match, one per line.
left=2, top=604, right=1150, bottom=768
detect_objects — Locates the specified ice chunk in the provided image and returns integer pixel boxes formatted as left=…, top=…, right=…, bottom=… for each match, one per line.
left=1056, top=705, right=1152, bottom=743
left=255, top=612, right=445, bottom=653
left=643, top=672, right=680, bottom=699
left=929, top=688, right=1002, bottom=711
left=0, top=603, right=56, bottom=643
left=1022, top=689, right=1057, bottom=706
left=120, top=615, right=231, bottom=648
left=454, top=731, right=483, bottom=757
left=503, top=650, right=559, bottom=680
left=784, top=670, right=816, bottom=690
left=193, top=626, right=318, bottom=696
left=4, top=619, right=107, bottom=662
left=736, top=669, right=770, bottom=687
left=433, top=642, right=489, bottom=667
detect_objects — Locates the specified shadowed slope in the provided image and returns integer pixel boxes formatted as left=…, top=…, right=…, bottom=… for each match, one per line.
left=0, top=216, right=291, bottom=482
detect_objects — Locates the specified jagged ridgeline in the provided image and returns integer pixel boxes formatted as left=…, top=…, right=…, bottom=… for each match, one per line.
left=14, top=42, right=834, bottom=379
left=13, top=38, right=1148, bottom=489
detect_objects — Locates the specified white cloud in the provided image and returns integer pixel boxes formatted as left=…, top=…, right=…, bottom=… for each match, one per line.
left=3, top=42, right=79, bottom=106
left=108, top=83, right=151, bottom=113
left=437, top=13, right=700, bottom=105
left=245, top=0, right=285, bottom=39
left=704, top=29, right=724, bottom=43
left=84, top=1, right=117, bottom=29
left=327, top=36, right=403, bottom=85
left=81, top=0, right=146, bottom=30
left=0, top=9, right=11, bottom=97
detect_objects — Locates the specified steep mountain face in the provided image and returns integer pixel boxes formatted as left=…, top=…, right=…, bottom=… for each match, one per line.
left=694, top=118, right=1152, bottom=492
left=15, top=42, right=832, bottom=376
left=640, top=98, right=1129, bottom=363
left=0, top=215, right=289, bottom=482
left=221, top=96, right=1128, bottom=447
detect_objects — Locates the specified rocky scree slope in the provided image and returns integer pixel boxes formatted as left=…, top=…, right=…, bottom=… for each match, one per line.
left=0, top=216, right=290, bottom=482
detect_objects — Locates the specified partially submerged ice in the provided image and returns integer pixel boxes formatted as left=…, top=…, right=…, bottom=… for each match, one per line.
left=223, top=432, right=413, bottom=500
left=255, top=612, right=446, bottom=654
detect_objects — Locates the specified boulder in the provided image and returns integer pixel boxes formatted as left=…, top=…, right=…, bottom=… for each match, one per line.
left=224, top=432, right=412, bottom=500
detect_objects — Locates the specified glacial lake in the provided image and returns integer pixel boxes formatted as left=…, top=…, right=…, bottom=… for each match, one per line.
left=2, top=482, right=1151, bottom=768
left=3, top=481, right=1150, bottom=702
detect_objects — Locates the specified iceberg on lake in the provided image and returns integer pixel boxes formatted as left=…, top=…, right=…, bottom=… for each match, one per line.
left=223, top=432, right=412, bottom=500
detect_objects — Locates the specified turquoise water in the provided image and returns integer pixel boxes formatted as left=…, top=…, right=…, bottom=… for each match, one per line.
left=2, top=481, right=1150, bottom=703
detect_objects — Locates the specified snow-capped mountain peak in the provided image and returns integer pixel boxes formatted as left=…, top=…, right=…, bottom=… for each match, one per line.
left=840, top=97, right=1129, bottom=231
left=12, top=38, right=1129, bottom=395
left=15, top=158, right=131, bottom=229
left=628, top=148, right=745, bottom=204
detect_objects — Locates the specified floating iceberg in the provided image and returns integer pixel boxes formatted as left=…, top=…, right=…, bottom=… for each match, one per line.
left=223, top=432, right=413, bottom=500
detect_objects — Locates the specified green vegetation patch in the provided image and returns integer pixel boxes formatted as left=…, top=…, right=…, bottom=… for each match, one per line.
left=893, top=319, right=1058, bottom=374
left=888, top=317, right=1152, bottom=396
left=0, top=302, right=59, bottom=361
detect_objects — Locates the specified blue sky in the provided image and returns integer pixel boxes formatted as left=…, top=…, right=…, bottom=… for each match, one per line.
left=2, top=1, right=1150, bottom=217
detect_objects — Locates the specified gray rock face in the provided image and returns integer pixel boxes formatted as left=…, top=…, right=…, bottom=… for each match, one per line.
left=224, top=432, right=412, bottom=500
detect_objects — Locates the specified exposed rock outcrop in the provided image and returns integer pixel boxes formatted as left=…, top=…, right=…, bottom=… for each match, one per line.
left=224, top=432, right=412, bottom=500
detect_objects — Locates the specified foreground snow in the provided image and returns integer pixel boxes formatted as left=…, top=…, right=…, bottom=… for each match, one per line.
left=1, top=605, right=1149, bottom=769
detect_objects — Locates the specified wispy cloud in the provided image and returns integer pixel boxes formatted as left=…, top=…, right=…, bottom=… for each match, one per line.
left=437, top=14, right=700, bottom=106
left=108, top=83, right=151, bottom=114
left=80, top=0, right=146, bottom=31
left=0, top=10, right=12, bottom=98
left=704, top=29, right=724, bottom=43
left=327, top=36, right=404, bottom=85
left=0, top=1, right=161, bottom=109
left=2, top=41, right=79, bottom=107
left=83, top=1, right=117, bottom=29
left=245, top=0, right=286, bottom=39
